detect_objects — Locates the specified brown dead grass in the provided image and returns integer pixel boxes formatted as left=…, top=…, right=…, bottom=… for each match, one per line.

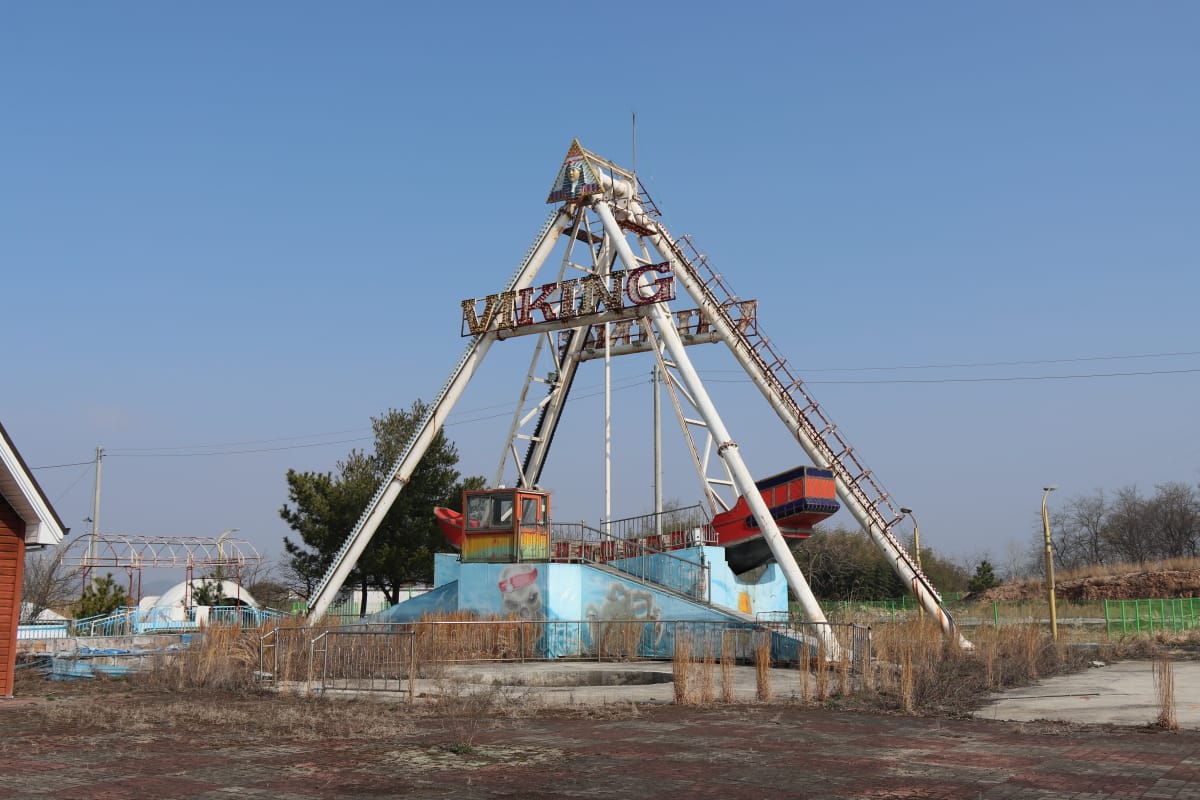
left=974, top=557, right=1200, bottom=603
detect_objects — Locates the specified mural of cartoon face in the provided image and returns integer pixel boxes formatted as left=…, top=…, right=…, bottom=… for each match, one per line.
left=585, top=581, right=665, bottom=646
left=498, top=563, right=544, bottom=621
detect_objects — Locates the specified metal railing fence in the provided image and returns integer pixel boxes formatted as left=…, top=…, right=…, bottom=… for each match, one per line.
left=74, top=605, right=288, bottom=637
left=256, top=618, right=873, bottom=693
left=311, top=628, right=417, bottom=700
left=1105, top=598, right=1200, bottom=638
left=756, top=613, right=873, bottom=676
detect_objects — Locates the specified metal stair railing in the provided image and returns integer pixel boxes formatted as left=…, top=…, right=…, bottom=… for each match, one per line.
left=551, top=523, right=711, bottom=605
left=644, top=217, right=940, bottom=601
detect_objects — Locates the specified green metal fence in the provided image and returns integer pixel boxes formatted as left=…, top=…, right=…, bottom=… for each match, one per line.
left=1104, top=598, right=1200, bottom=638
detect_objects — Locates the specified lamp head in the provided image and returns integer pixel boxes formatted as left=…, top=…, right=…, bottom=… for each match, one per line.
left=1043, top=486, right=1058, bottom=493
left=899, top=507, right=913, bottom=514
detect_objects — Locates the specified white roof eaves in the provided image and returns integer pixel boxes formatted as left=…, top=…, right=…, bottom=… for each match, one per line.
left=0, top=424, right=67, bottom=546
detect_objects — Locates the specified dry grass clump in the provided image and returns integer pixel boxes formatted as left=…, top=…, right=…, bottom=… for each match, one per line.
left=1153, top=655, right=1178, bottom=730
left=594, top=620, right=646, bottom=661
left=814, top=643, right=830, bottom=701
left=870, top=619, right=1088, bottom=714
left=142, top=623, right=263, bottom=693
left=720, top=632, right=736, bottom=703
left=413, top=611, right=539, bottom=663
left=755, top=631, right=773, bottom=702
left=673, top=633, right=694, bottom=704
left=699, top=641, right=716, bottom=704
left=1055, top=556, right=1200, bottom=584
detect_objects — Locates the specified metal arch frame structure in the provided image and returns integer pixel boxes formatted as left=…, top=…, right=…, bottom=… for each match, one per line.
left=65, top=532, right=263, bottom=605
left=306, top=141, right=966, bottom=648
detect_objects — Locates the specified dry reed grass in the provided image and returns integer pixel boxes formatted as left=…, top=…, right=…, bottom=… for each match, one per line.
left=57, top=606, right=1114, bottom=720
left=699, top=641, right=716, bottom=704
left=673, top=633, right=694, bottom=704
left=815, top=643, right=829, bottom=701
left=1153, top=655, right=1178, bottom=730
left=720, top=632, right=735, bottom=703
left=142, top=623, right=264, bottom=693
left=868, top=618, right=1089, bottom=713
left=755, top=632, right=772, bottom=702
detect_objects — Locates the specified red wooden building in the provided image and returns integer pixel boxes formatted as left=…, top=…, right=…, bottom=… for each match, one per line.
left=0, top=422, right=66, bottom=697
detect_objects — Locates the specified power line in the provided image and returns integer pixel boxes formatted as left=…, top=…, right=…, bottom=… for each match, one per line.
left=107, top=436, right=374, bottom=458
left=30, top=460, right=95, bottom=470
left=715, top=367, right=1200, bottom=386
left=704, top=349, right=1200, bottom=374
left=107, top=427, right=369, bottom=453
left=34, top=353, right=1197, bottom=462
left=52, top=464, right=94, bottom=504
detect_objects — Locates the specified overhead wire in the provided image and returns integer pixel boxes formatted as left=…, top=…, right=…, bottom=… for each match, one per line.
left=703, top=348, right=1200, bottom=374
left=30, top=348, right=1198, bottom=461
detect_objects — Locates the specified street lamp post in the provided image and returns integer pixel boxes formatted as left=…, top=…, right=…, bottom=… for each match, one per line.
left=1041, top=486, right=1059, bottom=641
left=899, top=507, right=922, bottom=572
left=899, top=507, right=924, bottom=617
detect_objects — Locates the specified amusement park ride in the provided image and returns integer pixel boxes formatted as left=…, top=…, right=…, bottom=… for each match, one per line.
left=305, top=141, right=967, bottom=650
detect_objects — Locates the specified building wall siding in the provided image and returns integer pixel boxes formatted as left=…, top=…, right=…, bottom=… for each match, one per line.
left=0, top=496, right=27, bottom=697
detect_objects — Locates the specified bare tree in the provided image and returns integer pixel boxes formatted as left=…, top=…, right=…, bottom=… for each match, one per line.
left=1103, top=486, right=1152, bottom=564
left=21, top=543, right=81, bottom=622
left=1053, top=491, right=1109, bottom=570
left=1146, top=482, right=1200, bottom=559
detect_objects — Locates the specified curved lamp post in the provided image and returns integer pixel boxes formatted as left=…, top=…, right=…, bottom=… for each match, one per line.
left=898, top=507, right=922, bottom=572
left=1041, top=486, right=1058, bottom=640
left=899, top=507, right=924, bottom=617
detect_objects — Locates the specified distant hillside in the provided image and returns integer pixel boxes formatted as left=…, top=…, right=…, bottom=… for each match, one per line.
left=971, top=563, right=1200, bottom=603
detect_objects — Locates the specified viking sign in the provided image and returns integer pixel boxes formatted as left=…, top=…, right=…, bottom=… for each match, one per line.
left=461, top=263, right=676, bottom=336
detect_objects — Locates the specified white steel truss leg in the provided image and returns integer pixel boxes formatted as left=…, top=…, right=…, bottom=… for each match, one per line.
left=594, top=201, right=842, bottom=658
left=628, top=207, right=970, bottom=649
left=305, top=209, right=573, bottom=621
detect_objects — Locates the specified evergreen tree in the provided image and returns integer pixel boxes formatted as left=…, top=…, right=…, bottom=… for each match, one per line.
left=76, top=573, right=128, bottom=618
left=967, top=559, right=1002, bottom=593
left=281, top=401, right=484, bottom=603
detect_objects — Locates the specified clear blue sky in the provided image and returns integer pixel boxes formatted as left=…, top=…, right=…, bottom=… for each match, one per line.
left=4, top=3, right=1197, bottom=580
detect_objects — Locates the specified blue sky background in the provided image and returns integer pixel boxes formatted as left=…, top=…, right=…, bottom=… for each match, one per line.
left=4, top=3, right=1197, bottom=582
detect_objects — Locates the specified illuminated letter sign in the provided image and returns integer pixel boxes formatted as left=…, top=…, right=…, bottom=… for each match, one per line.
left=461, top=264, right=675, bottom=336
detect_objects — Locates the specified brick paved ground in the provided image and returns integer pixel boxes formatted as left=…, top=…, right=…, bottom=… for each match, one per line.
left=3, top=690, right=1200, bottom=799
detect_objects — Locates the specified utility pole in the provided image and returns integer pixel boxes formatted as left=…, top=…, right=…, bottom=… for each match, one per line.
left=1042, top=485, right=1059, bottom=640
left=652, top=362, right=662, bottom=536
left=87, top=446, right=103, bottom=583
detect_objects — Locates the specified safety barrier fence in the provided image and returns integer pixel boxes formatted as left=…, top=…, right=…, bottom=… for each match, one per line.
left=310, top=627, right=417, bottom=700
left=71, top=605, right=288, bottom=637
left=258, top=618, right=872, bottom=699
left=823, top=595, right=1200, bottom=640
left=16, top=622, right=70, bottom=640
left=1104, top=598, right=1200, bottom=638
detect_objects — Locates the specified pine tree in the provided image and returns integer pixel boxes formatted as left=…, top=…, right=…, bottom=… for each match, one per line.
left=967, top=560, right=1002, bottom=593
left=77, top=573, right=129, bottom=618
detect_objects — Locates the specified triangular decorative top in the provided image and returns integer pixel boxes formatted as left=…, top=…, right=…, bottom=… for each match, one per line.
left=546, top=139, right=603, bottom=204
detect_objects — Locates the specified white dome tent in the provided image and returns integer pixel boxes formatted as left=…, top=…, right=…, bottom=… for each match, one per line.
left=137, top=579, right=261, bottom=628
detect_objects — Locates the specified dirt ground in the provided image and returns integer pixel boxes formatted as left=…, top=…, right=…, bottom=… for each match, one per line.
left=4, top=677, right=1200, bottom=799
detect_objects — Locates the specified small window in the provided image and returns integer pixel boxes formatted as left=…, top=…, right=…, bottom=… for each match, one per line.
left=494, top=497, right=514, bottom=526
left=467, top=496, right=490, bottom=528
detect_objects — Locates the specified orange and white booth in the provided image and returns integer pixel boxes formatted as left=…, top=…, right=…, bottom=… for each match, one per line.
left=0, top=423, right=66, bottom=697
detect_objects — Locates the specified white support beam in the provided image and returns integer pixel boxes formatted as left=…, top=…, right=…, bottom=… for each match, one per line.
left=594, top=200, right=842, bottom=658
left=306, top=209, right=572, bottom=621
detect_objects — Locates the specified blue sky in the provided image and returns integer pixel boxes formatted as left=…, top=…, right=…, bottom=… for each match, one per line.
left=3, top=3, right=1197, bottom=580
